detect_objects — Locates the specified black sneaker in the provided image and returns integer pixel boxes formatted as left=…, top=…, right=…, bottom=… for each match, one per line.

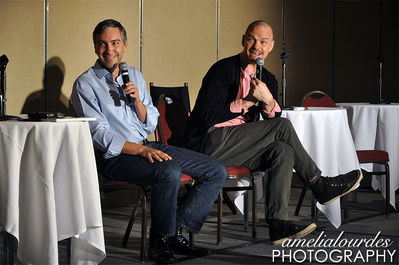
left=148, top=232, right=177, bottom=264
left=168, top=229, right=209, bottom=257
left=311, top=169, right=363, bottom=205
left=269, top=220, right=316, bottom=245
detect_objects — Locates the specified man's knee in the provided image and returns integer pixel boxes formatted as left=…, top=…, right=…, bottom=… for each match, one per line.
left=205, top=159, right=227, bottom=185
left=154, top=162, right=182, bottom=185
left=264, top=141, right=295, bottom=168
left=277, top=117, right=294, bottom=131
left=270, top=141, right=293, bottom=156
left=216, top=162, right=228, bottom=183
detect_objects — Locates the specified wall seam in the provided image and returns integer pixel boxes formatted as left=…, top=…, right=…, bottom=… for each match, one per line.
left=139, top=0, right=144, bottom=72
left=216, top=0, right=220, bottom=61
left=44, top=0, right=49, bottom=111
left=332, top=0, right=336, bottom=100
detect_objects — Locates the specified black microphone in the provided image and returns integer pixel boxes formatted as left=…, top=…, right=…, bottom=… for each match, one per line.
left=256, top=57, right=264, bottom=80
left=119, top=62, right=132, bottom=103
left=0, top=55, right=9, bottom=68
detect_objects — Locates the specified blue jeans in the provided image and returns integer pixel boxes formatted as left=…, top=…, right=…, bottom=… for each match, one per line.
left=97, top=142, right=226, bottom=236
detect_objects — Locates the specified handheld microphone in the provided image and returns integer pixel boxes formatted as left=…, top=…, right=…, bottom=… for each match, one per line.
left=256, top=57, right=264, bottom=80
left=119, top=62, right=132, bottom=103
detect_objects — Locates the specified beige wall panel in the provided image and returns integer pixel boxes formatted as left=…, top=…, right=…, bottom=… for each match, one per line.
left=143, top=0, right=217, bottom=107
left=48, top=0, right=140, bottom=114
left=0, top=0, right=44, bottom=114
left=219, top=0, right=282, bottom=85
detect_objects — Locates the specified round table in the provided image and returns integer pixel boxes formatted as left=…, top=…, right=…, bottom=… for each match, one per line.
left=336, top=103, right=399, bottom=208
left=0, top=120, right=106, bottom=264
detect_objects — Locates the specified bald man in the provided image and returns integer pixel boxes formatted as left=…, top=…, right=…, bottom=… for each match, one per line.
left=185, top=20, right=362, bottom=245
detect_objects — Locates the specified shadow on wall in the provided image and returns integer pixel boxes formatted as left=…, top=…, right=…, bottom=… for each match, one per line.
left=21, top=56, right=75, bottom=115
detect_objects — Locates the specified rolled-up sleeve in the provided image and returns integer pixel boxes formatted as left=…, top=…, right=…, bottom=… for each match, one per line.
left=262, top=100, right=281, bottom=119
left=134, top=71, right=159, bottom=133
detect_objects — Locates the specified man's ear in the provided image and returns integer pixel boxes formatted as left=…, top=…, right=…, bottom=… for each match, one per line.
left=241, top=34, right=246, bottom=47
left=269, top=40, right=275, bottom=52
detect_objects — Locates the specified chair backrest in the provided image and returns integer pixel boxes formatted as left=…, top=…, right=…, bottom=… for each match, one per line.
left=301, top=90, right=336, bottom=107
left=150, top=82, right=191, bottom=114
left=155, top=94, right=189, bottom=147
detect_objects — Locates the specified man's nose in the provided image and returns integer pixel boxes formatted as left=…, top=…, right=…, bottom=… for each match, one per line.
left=253, top=40, right=261, bottom=49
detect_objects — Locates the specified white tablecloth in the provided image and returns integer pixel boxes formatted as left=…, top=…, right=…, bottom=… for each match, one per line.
left=336, top=103, right=399, bottom=208
left=0, top=121, right=105, bottom=264
left=281, top=107, right=360, bottom=228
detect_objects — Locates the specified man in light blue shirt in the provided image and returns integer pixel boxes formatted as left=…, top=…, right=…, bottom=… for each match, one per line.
left=72, top=19, right=226, bottom=264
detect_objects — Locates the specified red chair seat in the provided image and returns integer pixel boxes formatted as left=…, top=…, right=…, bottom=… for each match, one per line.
left=181, top=173, right=193, bottom=182
left=304, top=97, right=336, bottom=107
left=356, top=150, right=389, bottom=163
left=226, top=166, right=251, bottom=176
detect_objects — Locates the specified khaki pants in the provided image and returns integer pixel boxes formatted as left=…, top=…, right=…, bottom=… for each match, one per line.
left=204, top=117, right=321, bottom=220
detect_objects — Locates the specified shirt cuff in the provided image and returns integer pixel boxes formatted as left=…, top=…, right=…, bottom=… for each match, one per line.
left=262, top=100, right=281, bottom=118
left=103, top=134, right=126, bottom=159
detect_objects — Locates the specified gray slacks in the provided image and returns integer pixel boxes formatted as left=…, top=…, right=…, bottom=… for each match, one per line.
left=204, top=117, right=321, bottom=220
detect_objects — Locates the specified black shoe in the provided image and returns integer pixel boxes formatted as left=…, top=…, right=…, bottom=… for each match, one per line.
left=269, top=220, right=316, bottom=245
left=311, top=169, right=363, bottom=205
left=148, top=232, right=177, bottom=264
left=168, top=228, right=209, bottom=257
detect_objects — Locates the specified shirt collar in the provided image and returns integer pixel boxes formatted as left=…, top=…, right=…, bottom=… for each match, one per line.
left=241, top=64, right=255, bottom=79
left=93, top=59, right=113, bottom=80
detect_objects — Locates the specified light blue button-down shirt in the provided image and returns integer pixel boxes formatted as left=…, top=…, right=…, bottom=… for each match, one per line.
left=72, top=60, right=159, bottom=159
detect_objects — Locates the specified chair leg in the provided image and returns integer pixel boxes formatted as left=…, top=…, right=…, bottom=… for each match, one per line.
left=122, top=206, right=138, bottom=248
left=189, top=232, right=194, bottom=246
left=243, top=191, right=249, bottom=232
left=217, top=191, right=223, bottom=246
left=121, top=191, right=148, bottom=262
left=295, top=186, right=308, bottom=216
left=140, top=196, right=148, bottom=263
left=217, top=178, right=258, bottom=245
left=251, top=177, right=257, bottom=239
left=341, top=195, right=349, bottom=223
left=311, top=194, right=318, bottom=221
left=222, top=191, right=237, bottom=214
left=385, top=163, right=390, bottom=217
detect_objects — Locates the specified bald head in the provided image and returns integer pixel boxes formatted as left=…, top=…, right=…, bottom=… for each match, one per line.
left=245, top=20, right=274, bottom=40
